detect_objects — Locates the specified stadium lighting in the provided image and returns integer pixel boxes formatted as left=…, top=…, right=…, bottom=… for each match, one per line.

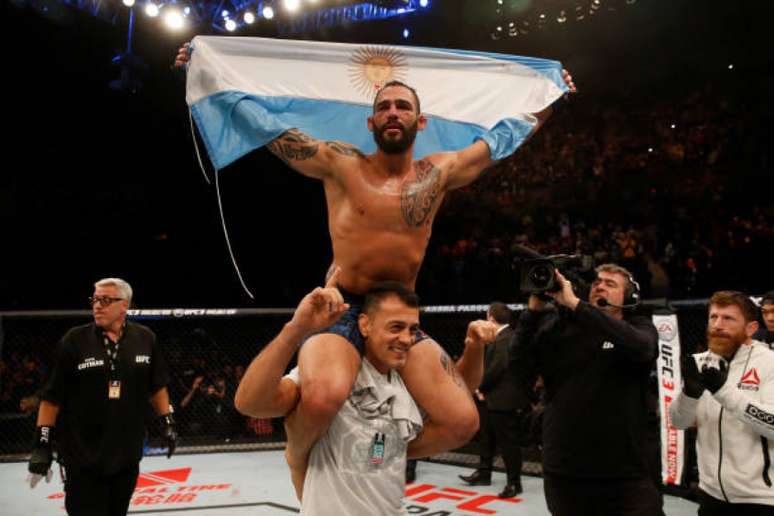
left=263, top=6, right=275, bottom=19
left=164, top=7, right=185, bottom=29
left=225, top=18, right=237, bottom=31
left=283, top=0, right=300, bottom=13
left=145, top=2, right=160, bottom=17
left=122, top=0, right=135, bottom=7
left=420, top=0, right=428, bottom=7
left=244, top=11, right=255, bottom=24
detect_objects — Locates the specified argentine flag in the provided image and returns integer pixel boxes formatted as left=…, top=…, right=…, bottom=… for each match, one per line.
left=186, top=36, right=567, bottom=171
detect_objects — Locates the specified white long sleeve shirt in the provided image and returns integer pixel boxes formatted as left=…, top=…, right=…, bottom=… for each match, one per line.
left=670, top=341, right=774, bottom=505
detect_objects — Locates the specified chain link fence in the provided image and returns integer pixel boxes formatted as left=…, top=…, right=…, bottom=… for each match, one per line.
left=0, top=301, right=711, bottom=482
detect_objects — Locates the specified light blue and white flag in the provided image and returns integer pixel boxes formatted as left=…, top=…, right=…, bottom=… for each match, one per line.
left=186, top=36, right=567, bottom=170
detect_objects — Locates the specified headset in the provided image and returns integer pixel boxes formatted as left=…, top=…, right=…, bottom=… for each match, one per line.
left=596, top=272, right=641, bottom=309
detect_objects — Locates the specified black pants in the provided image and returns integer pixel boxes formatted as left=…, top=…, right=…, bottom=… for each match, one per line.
left=64, top=463, right=139, bottom=516
left=698, top=490, right=774, bottom=516
left=544, top=473, right=662, bottom=516
left=479, top=404, right=525, bottom=485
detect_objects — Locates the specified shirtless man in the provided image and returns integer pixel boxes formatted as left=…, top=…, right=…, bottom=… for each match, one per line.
left=176, top=44, right=576, bottom=490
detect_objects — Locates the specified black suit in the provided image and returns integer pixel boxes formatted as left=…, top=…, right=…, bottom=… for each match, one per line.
left=477, top=325, right=533, bottom=486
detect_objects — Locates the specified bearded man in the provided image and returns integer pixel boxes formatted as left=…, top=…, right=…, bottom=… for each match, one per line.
left=670, top=290, right=774, bottom=516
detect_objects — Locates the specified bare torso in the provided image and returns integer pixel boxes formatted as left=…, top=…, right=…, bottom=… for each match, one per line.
left=325, top=154, right=449, bottom=294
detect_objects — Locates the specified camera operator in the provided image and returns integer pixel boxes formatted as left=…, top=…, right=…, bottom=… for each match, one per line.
left=513, top=264, right=661, bottom=516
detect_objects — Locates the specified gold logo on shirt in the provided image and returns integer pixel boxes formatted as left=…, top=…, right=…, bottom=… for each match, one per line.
left=348, top=46, right=408, bottom=99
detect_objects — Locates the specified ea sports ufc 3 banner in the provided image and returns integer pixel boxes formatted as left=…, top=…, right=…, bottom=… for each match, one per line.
left=653, top=314, right=685, bottom=485
left=185, top=36, right=567, bottom=170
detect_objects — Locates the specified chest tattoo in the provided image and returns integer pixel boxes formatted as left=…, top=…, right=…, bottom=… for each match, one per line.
left=401, top=159, right=442, bottom=227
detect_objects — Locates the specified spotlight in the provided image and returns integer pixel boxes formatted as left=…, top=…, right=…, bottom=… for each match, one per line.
left=222, top=9, right=230, bottom=18
left=244, top=11, right=255, bottom=24
left=283, top=0, right=300, bottom=12
left=122, top=0, right=135, bottom=7
left=225, top=18, right=237, bottom=31
left=402, top=28, right=410, bottom=38
left=419, top=0, right=428, bottom=6
left=728, top=64, right=734, bottom=70
left=263, top=5, right=275, bottom=18
left=145, top=2, right=159, bottom=17
left=163, top=7, right=185, bottom=29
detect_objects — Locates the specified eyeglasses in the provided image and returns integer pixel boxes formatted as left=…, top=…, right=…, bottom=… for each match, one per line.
left=89, top=296, right=125, bottom=307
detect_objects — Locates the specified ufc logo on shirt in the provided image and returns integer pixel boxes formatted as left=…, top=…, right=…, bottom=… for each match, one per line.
left=135, top=355, right=151, bottom=364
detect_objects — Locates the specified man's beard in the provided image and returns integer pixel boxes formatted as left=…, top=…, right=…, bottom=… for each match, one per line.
left=373, top=120, right=419, bottom=154
left=706, top=328, right=747, bottom=359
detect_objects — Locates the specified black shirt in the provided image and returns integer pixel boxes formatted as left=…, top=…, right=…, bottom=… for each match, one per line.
left=753, top=328, right=774, bottom=349
left=41, top=321, right=169, bottom=474
left=514, top=301, right=658, bottom=479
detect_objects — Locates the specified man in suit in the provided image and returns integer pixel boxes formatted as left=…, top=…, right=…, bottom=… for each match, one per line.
left=459, top=302, right=534, bottom=498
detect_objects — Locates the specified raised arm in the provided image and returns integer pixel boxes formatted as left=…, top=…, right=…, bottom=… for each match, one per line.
left=445, top=68, right=576, bottom=191
left=173, top=42, right=364, bottom=182
left=456, top=320, right=498, bottom=392
left=265, top=130, right=366, bottom=180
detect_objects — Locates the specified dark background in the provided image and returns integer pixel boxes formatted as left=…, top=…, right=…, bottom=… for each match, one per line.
left=2, top=0, right=772, bottom=309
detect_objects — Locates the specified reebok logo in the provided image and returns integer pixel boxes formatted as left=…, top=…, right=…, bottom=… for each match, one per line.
left=135, top=468, right=192, bottom=487
left=741, top=368, right=760, bottom=385
left=602, top=341, right=615, bottom=350
left=740, top=368, right=761, bottom=391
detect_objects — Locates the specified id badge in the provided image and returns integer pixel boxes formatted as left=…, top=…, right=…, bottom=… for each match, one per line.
left=108, top=380, right=122, bottom=399
left=369, top=432, right=385, bottom=466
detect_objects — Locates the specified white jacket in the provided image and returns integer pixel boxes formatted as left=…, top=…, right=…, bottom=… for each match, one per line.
left=670, top=341, right=774, bottom=505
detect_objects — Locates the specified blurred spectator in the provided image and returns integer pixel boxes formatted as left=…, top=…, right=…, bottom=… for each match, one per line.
left=754, top=291, right=774, bottom=349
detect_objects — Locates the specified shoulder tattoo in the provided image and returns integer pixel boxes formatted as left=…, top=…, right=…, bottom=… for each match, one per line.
left=326, top=141, right=366, bottom=158
left=439, top=351, right=467, bottom=390
left=266, top=129, right=319, bottom=164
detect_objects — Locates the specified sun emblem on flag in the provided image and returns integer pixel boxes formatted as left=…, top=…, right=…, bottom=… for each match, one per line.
left=348, top=46, right=408, bottom=100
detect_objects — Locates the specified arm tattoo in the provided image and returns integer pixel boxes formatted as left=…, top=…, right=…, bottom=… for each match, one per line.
left=326, top=141, right=365, bottom=158
left=439, top=351, right=467, bottom=390
left=401, top=159, right=443, bottom=227
left=266, top=129, right=319, bottom=164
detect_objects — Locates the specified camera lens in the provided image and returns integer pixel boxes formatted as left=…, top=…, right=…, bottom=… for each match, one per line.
left=530, top=265, right=552, bottom=288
